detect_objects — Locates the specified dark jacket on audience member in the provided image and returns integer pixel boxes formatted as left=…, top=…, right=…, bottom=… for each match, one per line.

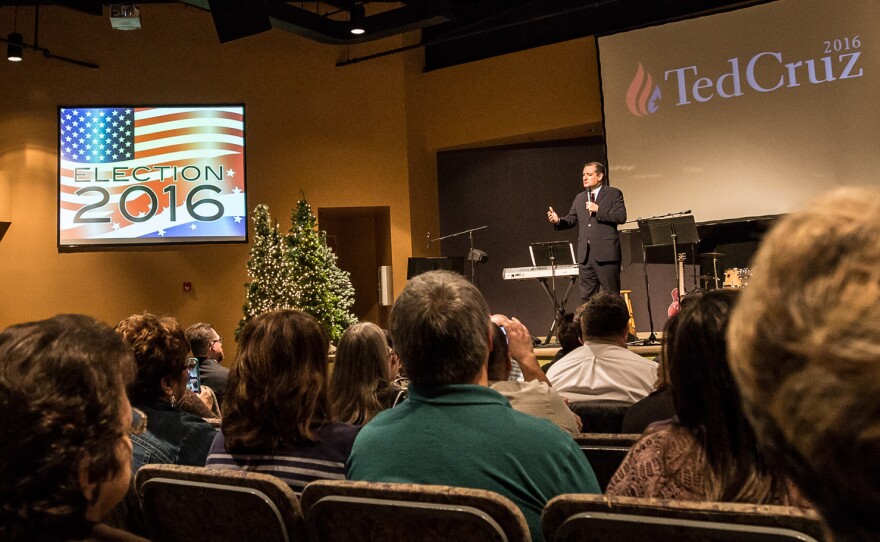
left=196, top=356, right=229, bottom=406
left=131, top=399, right=218, bottom=470
left=621, top=387, right=675, bottom=434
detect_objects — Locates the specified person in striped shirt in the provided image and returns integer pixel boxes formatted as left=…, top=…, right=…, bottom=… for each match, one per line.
left=205, top=309, right=359, bottom=493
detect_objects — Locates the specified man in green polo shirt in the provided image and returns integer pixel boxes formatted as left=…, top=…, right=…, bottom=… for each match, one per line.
left=347, top=270, right=599, bottom=541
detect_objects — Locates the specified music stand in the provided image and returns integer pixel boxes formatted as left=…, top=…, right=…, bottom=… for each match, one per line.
left=529, top=241, right=576, bottom=267
left=636, top=215, right=700, bottom=345
left=528, top=241, right=577, bottom=345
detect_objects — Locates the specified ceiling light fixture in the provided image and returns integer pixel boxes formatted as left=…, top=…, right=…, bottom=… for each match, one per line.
left=349, top=4, right=365, bottom=35
left=7, top=32, right=23, bottom=62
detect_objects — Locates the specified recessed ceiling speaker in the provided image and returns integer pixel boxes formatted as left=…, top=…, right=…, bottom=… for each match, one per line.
left=207, top=0, right=272, bottom=43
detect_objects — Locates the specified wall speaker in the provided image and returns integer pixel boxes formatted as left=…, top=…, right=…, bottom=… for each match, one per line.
left=378, top=265, right=393, bottom=307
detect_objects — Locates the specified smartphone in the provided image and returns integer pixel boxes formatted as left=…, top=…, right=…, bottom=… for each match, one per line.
left=186, top=357, right=201, bottom=394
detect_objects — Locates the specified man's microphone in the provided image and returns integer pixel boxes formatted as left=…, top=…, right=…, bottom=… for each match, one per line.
left=586, top=189, right=593, bottom=216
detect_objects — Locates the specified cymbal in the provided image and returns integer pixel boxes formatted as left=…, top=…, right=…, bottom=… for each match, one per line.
left=699, top=251, right=725, bottom=257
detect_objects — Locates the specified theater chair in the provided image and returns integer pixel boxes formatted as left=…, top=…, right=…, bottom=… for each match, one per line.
left=300, top=480, right=531, bottom=542
left=568, top=400, right=632, bottom=433
left=103, top=475, right=146, bottom=537
left=572, top=433, right=640, bottom=491
left=542, top=494, right=825, bottom=542
left=135, top=464, right=307, bottom=542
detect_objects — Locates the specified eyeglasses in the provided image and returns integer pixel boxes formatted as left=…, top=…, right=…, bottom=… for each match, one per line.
left=130, top=407, right=148, bottom=436
left=210, top=337, right=223, bottom=346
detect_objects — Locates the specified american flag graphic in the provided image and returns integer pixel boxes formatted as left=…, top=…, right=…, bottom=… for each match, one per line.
left=58, top=105, right=247, bottom=246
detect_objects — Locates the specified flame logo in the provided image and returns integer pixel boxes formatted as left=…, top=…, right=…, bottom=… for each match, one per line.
left=626, top=63, right=662, bottom=117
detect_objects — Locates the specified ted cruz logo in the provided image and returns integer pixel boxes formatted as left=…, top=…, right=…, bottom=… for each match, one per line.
left=625, top=36, right=864, bottom=118
left=626, top=63, right=662, bottom=117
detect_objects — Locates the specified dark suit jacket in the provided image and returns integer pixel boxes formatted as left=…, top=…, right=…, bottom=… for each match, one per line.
left=197, top=357, right=229, bottom=405
left=556, top=185, right=627, bottom=263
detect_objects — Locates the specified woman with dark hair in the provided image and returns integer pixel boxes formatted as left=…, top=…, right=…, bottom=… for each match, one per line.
left=606, top=289, right=809, bottom=506
left=330, top=322, right=406, bottom=424
left=620, top=351, right=675, bottom=434
left=205, top=309, right=359, bottom=493
left=0, top=314, right=148, bottom=541
left=116, top=313, right=217, bottom=470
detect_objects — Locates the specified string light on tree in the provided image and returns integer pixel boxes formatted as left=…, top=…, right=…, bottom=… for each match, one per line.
left=236, top=199, right=357, bottom=343
left=287, top=197, right=357, bottom=342
left=236, top=204, right=300, bottom=339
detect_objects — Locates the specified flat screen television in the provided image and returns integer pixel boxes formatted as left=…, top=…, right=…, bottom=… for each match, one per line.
left=58, top=104, right=247, bottom=249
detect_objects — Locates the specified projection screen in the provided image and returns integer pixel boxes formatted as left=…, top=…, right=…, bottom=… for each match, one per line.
left=598, top=0, right=880, bottom=223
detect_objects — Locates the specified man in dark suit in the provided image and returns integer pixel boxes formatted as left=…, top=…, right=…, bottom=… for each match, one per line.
left=547, top=162, right=627, bottom=302
left=185, top=322, right=229, bottom=406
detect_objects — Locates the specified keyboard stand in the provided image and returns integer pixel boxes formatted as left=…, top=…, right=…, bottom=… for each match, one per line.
left=536, top=274, right=577, bottom=345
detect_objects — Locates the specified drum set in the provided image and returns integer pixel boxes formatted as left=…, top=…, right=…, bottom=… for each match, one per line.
left=699, top=251, right=752, bottom=289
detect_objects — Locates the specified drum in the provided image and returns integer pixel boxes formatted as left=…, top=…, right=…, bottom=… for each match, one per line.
left=723, top=268, right=751, bottom=288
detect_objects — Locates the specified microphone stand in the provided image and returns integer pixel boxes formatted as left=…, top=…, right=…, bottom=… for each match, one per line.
left=429, top=226, right=488, bottom=284
left=639, top=242, right=659, bottom=345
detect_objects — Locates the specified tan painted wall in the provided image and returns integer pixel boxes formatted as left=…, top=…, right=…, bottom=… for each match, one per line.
left=0, top=6, right=602, bottom=359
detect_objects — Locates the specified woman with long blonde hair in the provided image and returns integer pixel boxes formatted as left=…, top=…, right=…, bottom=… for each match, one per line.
left=330, top=322, right=405, bottom=424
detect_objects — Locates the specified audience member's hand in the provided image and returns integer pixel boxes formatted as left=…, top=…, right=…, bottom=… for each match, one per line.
left=491, top=314, right=551, bottom=385
left=501, top=317, right=534, bottom=361
left=561, top=396, right=583, bottom=432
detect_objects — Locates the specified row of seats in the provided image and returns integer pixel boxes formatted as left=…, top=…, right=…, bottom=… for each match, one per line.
left=568, top=400, right=633, bottom=434
left=131, top=463, right=824, bottom=542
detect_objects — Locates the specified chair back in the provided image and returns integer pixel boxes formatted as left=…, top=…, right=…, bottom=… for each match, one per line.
left=568, top=400, right=631, bottom=433
left=103, top=475, right=146, bottom=536
left=135, top=464, right=306, bottom=542
left=573, top=433, right=640, bottom=491
left=300, top=480, right=531, bottom=542
left=542, top=494, right=825, bottom=542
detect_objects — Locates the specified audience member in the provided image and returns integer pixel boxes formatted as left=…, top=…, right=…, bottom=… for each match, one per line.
left=621, top=351, right=675, bottom=433
left=607, top=289, right=808, bottom=506
left=185, top=322, right=229, bottom=406
left=331, top=322, right=406, bottom=424
left=0, top=314, right=148, bottom=542
left=176, top=385, right=222, bottom=424
left=491, top=313, right=550, bottom=385
left=348, top=271, right=599, bottom=542
left=116, top=313, right=217, bottom=470
left=488, top=322, right=581, bottom=434
left=385, top=328, right=411, bottom=389
left=547, top=292, right=656, bottom=402
left=542, top=312, right=580, bottom=374
left=206, top=309, right=359, bottom=494
left=728, top=187, right=880, bottom=541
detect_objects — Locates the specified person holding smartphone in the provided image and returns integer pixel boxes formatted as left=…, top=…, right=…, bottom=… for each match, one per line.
left=186, top=323, right=229, bottom=406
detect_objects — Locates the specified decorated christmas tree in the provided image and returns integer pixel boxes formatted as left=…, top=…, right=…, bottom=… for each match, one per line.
left=235, top=204, right=300, bottom=339
left=287, top=197, right=357, bottom=342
